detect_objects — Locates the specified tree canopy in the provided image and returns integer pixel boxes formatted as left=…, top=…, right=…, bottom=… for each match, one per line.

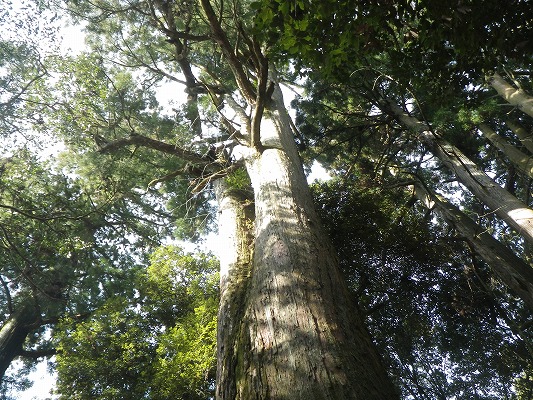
left=1, top=0, right=533, bottom=398
left=54, top=245, right=218, bottom=400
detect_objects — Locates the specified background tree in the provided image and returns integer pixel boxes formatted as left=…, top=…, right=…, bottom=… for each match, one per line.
left=0, top=150, right=150, bottom=394
left=54, top=245, right=218, bottom=400
left=311, top=175, right=533, bottom=398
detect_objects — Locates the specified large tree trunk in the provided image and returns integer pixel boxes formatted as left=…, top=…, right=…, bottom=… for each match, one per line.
left=413, top=182, right=533, bottom=309
left=478, top=123, right=533, bottom=179
left=386, top=100, right=533, bottom=247
left=215, top=84, right=399, bottom=399
left=0, top=304, right=39, bottom=381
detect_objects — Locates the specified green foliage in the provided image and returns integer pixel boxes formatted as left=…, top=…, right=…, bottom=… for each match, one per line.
left=55, top=299, right=157, bottom=399
left=0, top=148, right=155, bottom=394
left=143, top=246, right=219, bottom=325
left=33, top=51, right=216, bottom=242
left=515, top=372, right=533, bottom=400
left=312, top=176, right=443, bottom=295
left=2, top=0, right=533, bottom=397
left=152, top=301, right=217, bottom=399
left=0, top=0, right=64, bottom=152
left=45, top=53, right=161, bottom=151
left=0, top=150, right=113, bottom=312
left=54, top=245, right=218, bottom=400
left=258, top=0, right=533, bottom=117
left=225, top=167, right=251, bottom=191
left=313, top=176, right=533, bottom=398
left=0, top=40, right=45, bottom=143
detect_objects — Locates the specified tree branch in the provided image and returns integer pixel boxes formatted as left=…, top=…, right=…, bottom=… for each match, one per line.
left=250, top=38, right=271, bottom=150
left=19, top=348, right=57, bottom=359
left=489, top=73, right=533, bottom=118
left=146, top=163, right=208, bottom=188
left=0, top=275, right=13, bottom=314
left=98, top=133, right=209, bottom=164
left=0, top=71, right=47, bottom=108
left=199, top=0, right=256, bottom=103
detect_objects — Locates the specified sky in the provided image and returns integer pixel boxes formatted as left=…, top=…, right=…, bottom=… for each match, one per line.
left=11, top=361, right=56, bottom=400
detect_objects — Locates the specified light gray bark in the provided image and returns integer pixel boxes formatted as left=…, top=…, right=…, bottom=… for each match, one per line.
left=505, top=119, right=533, bottom=154
left=214, top=178, right=255, bottom=400
left=489, top=73, right=533, bottom=118
left=386, top=101, right=533, bottom=247
left=0, top=305, right=39, bottom=381
left=479, top=123, right=533, bottom=179
left=220, top=84, right=399, bottom=400
left=413, top=182, right=533, bottom=309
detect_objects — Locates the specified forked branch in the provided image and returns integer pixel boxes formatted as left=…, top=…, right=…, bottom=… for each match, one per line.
left=199, top=0, right=256, bottom=103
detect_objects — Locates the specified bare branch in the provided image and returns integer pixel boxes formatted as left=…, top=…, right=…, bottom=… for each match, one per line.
left=199, top=0, right=256, bottom=103
left=191, top=163, right=240, bottom=193
left=98, top=133, right=209, bottom=163
left=146, top=163, right=208, bottom=188
left=0, top=275, right=13, bottom=314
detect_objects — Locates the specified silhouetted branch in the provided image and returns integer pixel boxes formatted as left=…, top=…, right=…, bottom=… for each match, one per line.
left=98, top=133, right=209, bottom=164
left=19, top=348, right=57, bottom=359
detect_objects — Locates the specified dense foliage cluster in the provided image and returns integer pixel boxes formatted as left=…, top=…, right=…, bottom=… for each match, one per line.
left=54, top=246, right=218, bottom=399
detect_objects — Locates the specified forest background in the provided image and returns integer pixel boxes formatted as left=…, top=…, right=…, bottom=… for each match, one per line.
left=1, top=0, right=533, bottom=399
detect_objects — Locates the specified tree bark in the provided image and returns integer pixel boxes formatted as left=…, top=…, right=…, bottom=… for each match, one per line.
left=489, top=73, right=533, bottom=118
left=214, top=177, right=255, bottom=400
left=386, top=101, right=533, bottom=247
left=478, top=123, right=533, bottom=179
left=505, top=119, right=533, bottom=154
left=215, top=83, right=399, bottom=399
left=0, top=304, right=39, bottom=381
left=413, top=182, right=533, bottom=309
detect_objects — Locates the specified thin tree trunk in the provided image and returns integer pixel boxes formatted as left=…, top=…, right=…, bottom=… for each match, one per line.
left=216, top=84, right=399, bottom=399
left=386, top=101, right=533, bottom=247
left=0, top=304, right=39, bottom=381
left=505, top=119, right=533, bottom=154
left=214, top=177, right=255, bottom=400
left=413, top=182, right=533, bottom=309
left=489, top=73, right=533, bottom=118
left=478, top=123, right=533, bottom=179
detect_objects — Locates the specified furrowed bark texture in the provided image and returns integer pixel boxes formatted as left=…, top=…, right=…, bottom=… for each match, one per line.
left=386, top=101, right=533, bottom=247
left=413, top=182, right=533, bottom=309
left=216, top=85, right=399, bottom=400
left=214, top=178, right=255, bottom=400
left=0, top=305, right=39, bottom=381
